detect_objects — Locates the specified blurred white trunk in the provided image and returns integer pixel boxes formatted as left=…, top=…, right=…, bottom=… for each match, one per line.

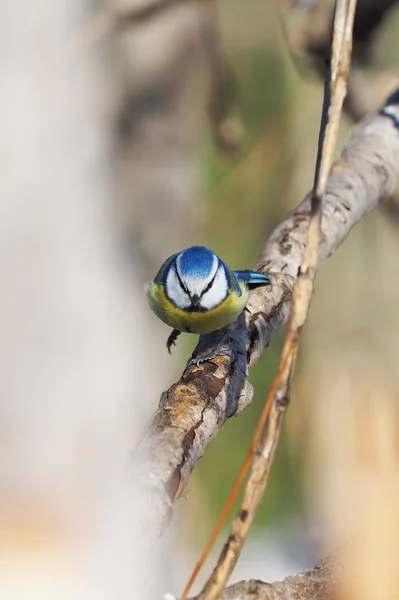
left=0, top=0, right=166, bottom=598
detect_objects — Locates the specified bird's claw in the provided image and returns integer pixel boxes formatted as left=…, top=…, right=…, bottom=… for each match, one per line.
left=166, top=329, right=181, bottom=354
left=186, top=347, right=230, bottom=369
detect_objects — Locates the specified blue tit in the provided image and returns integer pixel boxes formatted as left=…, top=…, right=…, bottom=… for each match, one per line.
left=146, top=245, right=271, bottom=358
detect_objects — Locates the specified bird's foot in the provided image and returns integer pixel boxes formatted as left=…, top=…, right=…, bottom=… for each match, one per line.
left=187, top=347, right=230, bottom=369
left=186, top=330, right=232, bottom=368
left=166, top=329, right=181, bottom=354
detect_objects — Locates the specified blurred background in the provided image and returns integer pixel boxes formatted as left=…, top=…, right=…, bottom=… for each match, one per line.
left=123, top=0, right=399, bottom=594
left=1, top=0, right=399, bottom=598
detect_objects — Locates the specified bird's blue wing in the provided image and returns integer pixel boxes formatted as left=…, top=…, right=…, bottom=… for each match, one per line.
left=233, top=270, right=271, bottom=287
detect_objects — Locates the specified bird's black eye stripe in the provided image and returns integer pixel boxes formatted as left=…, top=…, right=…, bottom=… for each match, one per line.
left=201, top=273, right=216, bottom=296
left=175, top=267, right=188, bottom=293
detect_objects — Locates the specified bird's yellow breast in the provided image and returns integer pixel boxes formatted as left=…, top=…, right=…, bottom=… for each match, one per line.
left=147, top=282, right=248, bottom=334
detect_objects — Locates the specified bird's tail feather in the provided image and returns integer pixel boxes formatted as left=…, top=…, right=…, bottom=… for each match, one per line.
left=233, top=270, right=271, bottom=287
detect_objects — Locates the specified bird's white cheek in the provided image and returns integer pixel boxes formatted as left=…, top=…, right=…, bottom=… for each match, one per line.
left=169, top=287, right=191, bottom=309
left=201, top=269, right=228, bottom=310
left=166, top=268, right=190, bottom=309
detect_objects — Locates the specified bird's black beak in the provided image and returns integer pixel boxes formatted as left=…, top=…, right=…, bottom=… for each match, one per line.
left=191, top=293, right=200, bottom=307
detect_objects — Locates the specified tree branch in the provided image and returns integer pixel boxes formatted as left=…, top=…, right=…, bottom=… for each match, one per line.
left=140, top=89, right=399, bottom=537
left=193, top=553, right=341, bottom=600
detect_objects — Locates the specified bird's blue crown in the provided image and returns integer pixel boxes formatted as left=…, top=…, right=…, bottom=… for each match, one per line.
left=176, top=246, right=218, bottom=280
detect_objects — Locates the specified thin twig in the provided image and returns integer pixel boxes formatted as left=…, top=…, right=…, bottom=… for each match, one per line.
left=180, top=2, right=357, bottom=599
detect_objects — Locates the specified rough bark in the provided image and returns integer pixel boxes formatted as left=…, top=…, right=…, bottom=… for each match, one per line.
left=201, top=553, right=341, bottom=600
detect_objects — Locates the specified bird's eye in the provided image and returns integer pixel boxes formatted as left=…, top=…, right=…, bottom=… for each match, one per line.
left=201, top=274, right=216, bottom=296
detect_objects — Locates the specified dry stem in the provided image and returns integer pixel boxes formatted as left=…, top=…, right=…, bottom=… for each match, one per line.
left=192, top=2, right=357, bottom=599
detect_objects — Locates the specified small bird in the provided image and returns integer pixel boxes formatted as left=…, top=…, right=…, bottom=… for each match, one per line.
left=146, top=245, right=271, bottom=362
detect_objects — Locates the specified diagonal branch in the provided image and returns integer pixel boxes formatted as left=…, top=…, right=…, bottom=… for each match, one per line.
left=140, top=89, right=399, bottom=538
